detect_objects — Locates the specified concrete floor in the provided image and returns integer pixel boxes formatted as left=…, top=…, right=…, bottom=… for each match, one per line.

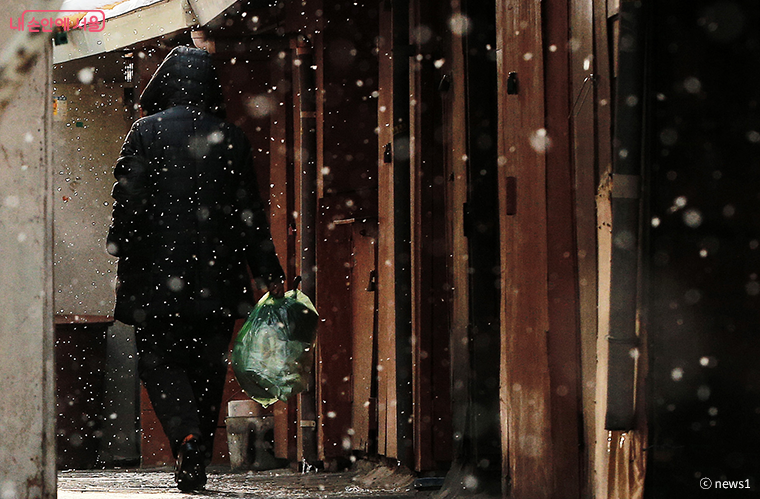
left=57, top=462, right=441, bottom=499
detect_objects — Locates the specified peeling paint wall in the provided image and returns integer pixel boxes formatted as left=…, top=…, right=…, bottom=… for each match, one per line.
left=51, top=70, right=129, bottom=317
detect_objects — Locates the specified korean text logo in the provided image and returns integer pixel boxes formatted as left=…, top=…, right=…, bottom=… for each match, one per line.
left=9, top=10, right=105, bottom=33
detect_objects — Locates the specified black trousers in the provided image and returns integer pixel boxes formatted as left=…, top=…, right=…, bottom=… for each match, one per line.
left=135, top=316, right=234, bottom=460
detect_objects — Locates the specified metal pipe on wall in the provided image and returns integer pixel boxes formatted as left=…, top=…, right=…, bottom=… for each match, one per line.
left=295, top=36, right=320, bottom=465
left=605, top=0, right=647, bottom=431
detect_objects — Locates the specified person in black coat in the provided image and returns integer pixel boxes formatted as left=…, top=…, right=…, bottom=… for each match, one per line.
left=107, top=46, right=285, bottom=491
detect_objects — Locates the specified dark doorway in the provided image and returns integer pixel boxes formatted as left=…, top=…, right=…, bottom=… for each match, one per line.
left=647, top=2, right=760, bottom=496
left=461, top=0, right=502, bottom=492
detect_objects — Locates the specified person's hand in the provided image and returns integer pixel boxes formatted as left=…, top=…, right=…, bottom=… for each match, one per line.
left=268, top=280, right=285, bottom=299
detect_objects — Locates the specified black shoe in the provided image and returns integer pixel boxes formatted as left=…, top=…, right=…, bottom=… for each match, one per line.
left=175, top=437, right=207, bottom=492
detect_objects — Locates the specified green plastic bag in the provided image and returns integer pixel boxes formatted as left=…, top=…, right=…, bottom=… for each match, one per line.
left=231, top=289, right=319, bottom=407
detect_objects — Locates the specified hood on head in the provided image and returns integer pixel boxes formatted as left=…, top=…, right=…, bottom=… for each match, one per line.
left=139, top=46, right=226, bottom=118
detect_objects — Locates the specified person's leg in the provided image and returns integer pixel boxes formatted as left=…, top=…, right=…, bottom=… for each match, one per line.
left=134, top=318, right=203, bottom=456
left=135, top=317, right=212, bottom=491
left=186, top=317, right=235, bottom=461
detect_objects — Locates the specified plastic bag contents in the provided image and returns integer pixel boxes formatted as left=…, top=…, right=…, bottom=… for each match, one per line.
left=231, top=289, right=319, bottom=407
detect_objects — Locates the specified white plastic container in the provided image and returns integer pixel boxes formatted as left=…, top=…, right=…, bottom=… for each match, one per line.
left=226, top=400, right=278, bottom=471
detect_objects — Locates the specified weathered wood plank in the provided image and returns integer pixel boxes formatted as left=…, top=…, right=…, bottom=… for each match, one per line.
left=444, top=0, right=471, bottom=476
left=351, top=222, right=378, bottom=454
left=496, top=0, right=553, bottom=496
left=593, top=0, right=614, bottom=496
left=376, top=0, right=397, bottom=460
left=316, top=209, right=354, bottom=462
left=547, top=0, right=584, bottom=495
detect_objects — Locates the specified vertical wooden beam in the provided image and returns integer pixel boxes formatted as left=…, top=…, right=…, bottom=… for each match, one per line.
left=314, top=4, right=325, bottom=202
left=299, top=46, right=320, bottom=465
left=593, top=0, right=614, bottom=496
left=409, top=0, right=426, bottom=471
left=545, top=0, right=583, bottom=497
left=291, top=40, right=304, bottom=277
left=376, top=0, right=397, bottom=460
left=445, top=0, right=471, bottom=473
left=287, top=0, right=322, bottom=466
left=269, top=54, right=292, bottom=463
left=272, top=401, right=290, bottom=460
left=602, top=1, right=649, bottom=496
left=279, top=37, right=299, bottom=464
left=496, top=0, right=553, bottom=496
left=391, top=0, right=414, bottom=468
left=289, top=36, right=307, bottom=465
left=270, top=58, right=289, bottom=281
left=410, top=0, right=453, bottom=472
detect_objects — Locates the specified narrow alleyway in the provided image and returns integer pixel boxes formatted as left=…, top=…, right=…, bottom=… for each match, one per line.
left=57, top=461, right=439, bottom=499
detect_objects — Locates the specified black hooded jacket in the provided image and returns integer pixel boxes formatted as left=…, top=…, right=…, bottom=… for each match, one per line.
left=107, top=46, right=284, bottom=325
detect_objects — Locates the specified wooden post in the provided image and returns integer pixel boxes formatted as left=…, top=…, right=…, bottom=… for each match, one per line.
left=444, top=0, right=471, bottom=478
left=350, top=222, right=378, bottom=454
left=376, top=0, right=398, bottom=460
left=546, top=0, right=584, bottom=495
left=269, top=53, right=293, bottom=462
left=593, top=0, right=615, bottom=496
left=496, top=0, right=554, bottom=496
left=409, top=0, right=452, bottom=472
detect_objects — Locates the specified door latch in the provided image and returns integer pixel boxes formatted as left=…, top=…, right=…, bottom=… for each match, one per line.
left=507, top=72, right=518, bottom=95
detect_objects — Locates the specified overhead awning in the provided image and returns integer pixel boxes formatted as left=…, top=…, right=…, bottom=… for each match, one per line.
left=53, top=0, right=238, bottom=63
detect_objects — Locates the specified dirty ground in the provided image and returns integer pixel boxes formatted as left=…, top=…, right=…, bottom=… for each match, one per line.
left=57, top=461, right=441, bottom=499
